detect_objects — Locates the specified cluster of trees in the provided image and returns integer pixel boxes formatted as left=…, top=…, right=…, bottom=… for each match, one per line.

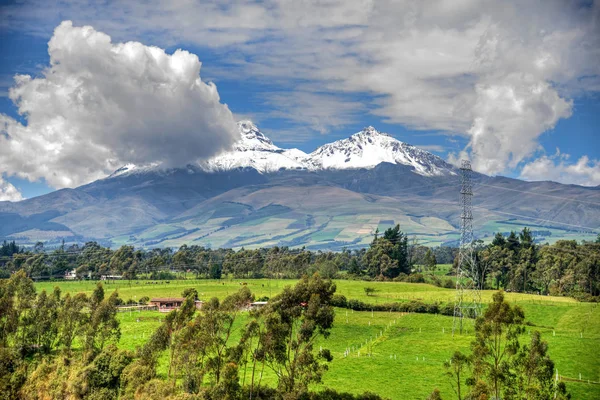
left=0, top=271, right=121, bottom=398
left=0, top=225, right=451, bottom=282
left=0, top=272, right=383, bottom=400
left=1, top=228, right=598, bottom=299
left=474, top=229, right=600, bottom=299
left=0, top=240, right=22, bottom=257
left=430, top=292, right=570, bottom=400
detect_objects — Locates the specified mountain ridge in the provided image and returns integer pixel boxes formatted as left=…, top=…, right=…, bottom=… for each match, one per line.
left=1, top=122, right=598, bottom=249
left=112, top=121, right=456, bottom=178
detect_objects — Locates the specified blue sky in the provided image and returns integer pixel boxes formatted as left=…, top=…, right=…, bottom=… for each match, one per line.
left=1, top=0, right=599, bottom=200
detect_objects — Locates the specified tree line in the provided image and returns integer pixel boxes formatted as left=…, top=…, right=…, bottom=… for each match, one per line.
left=1, top=228, right=599, bottom=300
left=0, top=226, right=451, bottom=281
left=473, top=229, right=600, bottom=300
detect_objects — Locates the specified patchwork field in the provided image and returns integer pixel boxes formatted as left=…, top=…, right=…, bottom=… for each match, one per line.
left=97, top=189, right=598, bottom=251
left=35, top=278, right=600, bottom=399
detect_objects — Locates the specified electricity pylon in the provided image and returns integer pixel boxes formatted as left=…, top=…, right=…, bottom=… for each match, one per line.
left=453, top=160, right=482, bottom=335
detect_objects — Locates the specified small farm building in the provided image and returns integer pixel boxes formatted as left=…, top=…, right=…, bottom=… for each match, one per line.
left=150, top=297, right=203, bottom=312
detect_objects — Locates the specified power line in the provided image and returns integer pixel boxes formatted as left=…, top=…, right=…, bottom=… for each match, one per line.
left=475, top=182, right=600, bottom=207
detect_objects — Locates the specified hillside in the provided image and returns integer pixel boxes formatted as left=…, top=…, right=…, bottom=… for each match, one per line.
left=1, top=123, right=599, bottom=249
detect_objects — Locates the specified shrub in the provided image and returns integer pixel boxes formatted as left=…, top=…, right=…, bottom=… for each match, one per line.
left=364, top=287, right=377, bottom=296
left=443, top=278, right=454, bottom=289
left=331, top=294, right=347, bottom=308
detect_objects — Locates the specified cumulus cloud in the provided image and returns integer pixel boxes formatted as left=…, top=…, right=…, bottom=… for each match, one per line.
left=520, top=150, right=600, bottom=187
left=0, top=21, right=238, bottom=188
left=0, top=177, right=24, bottom=202
left=2, top=1, right=600, bottom=178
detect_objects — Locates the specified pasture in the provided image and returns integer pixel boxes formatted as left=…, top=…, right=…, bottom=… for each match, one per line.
left=36, top=279, right=600, bottom=399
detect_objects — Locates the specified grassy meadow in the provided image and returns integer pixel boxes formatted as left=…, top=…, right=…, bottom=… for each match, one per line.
left=36, top=278, right=600, bottom=399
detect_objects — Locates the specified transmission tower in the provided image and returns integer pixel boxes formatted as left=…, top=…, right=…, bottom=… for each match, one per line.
left=453, top=160, right=482, bottom=335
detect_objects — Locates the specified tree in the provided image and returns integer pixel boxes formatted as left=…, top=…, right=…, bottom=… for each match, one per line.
left=31, top=288, right=61, bottom=353
left=201, top=287, right=253, bottom=385
left=437, top=291, right=570, bottom=400
left=58, top=292, right=87, bottom=353
left=491, top=232, right=506, bottom=247
left=444, top=351, right=470, bottom=400
left=362, top=239, right=398, bottom=279
left=513, top=331, right=557, bottom=399
left=258, top=274, right=336, bottom=395
left=471, top=291, right=524, bottom=400
left=347, top=258, right=362, bottom=276
left=84, top=283, right=121, bottom=355
left=424, top=249, right=438, bottom=275
left=480, top=246, right=513, bottom=289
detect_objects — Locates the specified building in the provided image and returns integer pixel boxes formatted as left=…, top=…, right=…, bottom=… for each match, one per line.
left=149, top=297, right=203, bottom=312
left=64, top=269, right=77, bottom=280
left=249, top=301, right=268, bottom=309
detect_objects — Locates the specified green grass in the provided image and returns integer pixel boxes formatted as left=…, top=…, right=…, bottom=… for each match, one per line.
left=36, top=278, right=578, bottom=306
left=37, top=279, right=600, bottom=399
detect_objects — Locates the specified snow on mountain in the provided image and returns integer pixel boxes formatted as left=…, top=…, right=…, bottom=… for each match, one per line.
left=108, top=122, right=455, bottom=178
left=201, top=121, right=308, bottom=173
left=107, top=162, right=163, bottom=178
left=108, top=163, right=138, bottom=177
left=305, top=126, right=455, bottom=176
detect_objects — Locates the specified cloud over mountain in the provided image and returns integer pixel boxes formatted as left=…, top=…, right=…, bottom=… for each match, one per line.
left=520, top=150, right=600, bottom=187
left=0, top=21, right=237, bottom=189
left=0, top=176, right=23, bottom=202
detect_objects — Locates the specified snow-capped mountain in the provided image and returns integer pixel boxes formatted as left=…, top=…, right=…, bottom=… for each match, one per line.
left=305, top=126, right=455, bottom=176
left=201, top=121, right=308, bottom=173
left=108, top=121, right=455, bottom=178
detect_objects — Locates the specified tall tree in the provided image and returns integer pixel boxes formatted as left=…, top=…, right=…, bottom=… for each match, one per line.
left=471, top=291, right=525, bottom=400
left=258, top=274, right=335, bottom=396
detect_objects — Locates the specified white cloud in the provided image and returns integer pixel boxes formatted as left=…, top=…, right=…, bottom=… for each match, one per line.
left=0, top=176, right=24, bottom=202
left=520, top=149, right=600, bottom=186
left=263, top=91, right=365, bottom=134
left=0, top=21, right=238, bottom=188
left=2, top=1, right=600, bottom=178
left=415, top=144, right=445, bottom=153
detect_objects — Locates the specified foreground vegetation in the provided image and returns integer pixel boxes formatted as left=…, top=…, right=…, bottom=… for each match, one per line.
left=2, top=271, right=599, bottom=399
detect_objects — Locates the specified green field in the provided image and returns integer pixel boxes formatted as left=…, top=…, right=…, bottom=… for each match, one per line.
left=37, top=279, right=600, bottom=399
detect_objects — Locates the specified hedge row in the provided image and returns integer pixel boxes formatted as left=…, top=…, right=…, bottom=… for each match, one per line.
left=330, top=294, right=455, bottom=316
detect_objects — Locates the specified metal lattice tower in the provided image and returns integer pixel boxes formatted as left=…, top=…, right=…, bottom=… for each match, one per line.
left=453, top=160, right=481, bottom=335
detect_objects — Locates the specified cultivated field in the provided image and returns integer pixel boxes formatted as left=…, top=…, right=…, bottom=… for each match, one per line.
left=36, top=279, right=600, bottom=399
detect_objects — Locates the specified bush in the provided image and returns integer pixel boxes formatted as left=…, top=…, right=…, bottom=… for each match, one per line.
left=364, top=287, right=377, bottom=296
left=440, top=303, right=454, bottom=316
left=340, top=297, right=445, bottom=316
left=149, top=271, right=177, bottom=280
left=443, top=278, right=455, bottom=289
left=331, top=294, right=347, bottom=308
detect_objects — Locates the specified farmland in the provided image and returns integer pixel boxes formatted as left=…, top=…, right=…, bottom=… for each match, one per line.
left=37, top=278, right=600, bottom=399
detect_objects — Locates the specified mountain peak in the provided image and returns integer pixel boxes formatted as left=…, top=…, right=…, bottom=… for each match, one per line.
left=107, top=122, right=454, bottom=179
left=236, top=120, right=273, bottom=146
left=306, top=126, right=454, bottom=176
left=356, top=126, right=390, bottom=137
